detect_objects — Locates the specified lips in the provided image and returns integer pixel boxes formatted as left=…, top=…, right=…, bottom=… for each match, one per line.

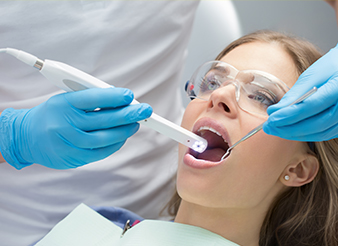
left=184, top=118, right=232, bottom=168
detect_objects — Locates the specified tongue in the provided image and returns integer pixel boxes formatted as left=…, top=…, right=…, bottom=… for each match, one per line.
left=197, top=148, right=225, bottom=162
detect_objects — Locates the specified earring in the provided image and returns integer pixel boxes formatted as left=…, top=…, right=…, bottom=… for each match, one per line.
left=284, top=175, right=290, bottom=181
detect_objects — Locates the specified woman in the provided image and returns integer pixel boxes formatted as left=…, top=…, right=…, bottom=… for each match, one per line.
left=38, top=31, right=338, bottom=246
left=170, top=30, right=338, bottom=246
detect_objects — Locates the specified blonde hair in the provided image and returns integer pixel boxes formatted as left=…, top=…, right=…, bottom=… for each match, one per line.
left=165, top=30, right=338, bottom=245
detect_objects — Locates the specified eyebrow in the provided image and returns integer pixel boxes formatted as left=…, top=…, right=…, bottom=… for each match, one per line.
left=210, top=65, right=230, bottom=74
left=251, top=71, right=281, bottom=85
left=251, top=81, right=277, bottom=98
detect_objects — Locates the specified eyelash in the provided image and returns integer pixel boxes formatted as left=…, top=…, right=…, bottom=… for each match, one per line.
left=199, top=77, right=221, bottom=92
left=248, top=90, right=277, bottom=106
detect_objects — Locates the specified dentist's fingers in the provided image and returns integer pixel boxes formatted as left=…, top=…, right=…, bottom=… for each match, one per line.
left=264, top=102, right=338, bottom=141
left=61, top=123, right=141, bottom=149
left=266, top=79, right=338, bottom=127
left=264, top=44, right=338, bottom=141
left=48, top=140, right=128, bottom=169
left=63, top=87, right=134, bottom=110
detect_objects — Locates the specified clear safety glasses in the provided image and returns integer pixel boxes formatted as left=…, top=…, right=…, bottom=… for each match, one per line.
left=186, top=61, right=290, bottom=116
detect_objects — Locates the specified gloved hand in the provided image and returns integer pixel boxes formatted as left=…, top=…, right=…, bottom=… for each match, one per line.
left=0, top=87, right=152, bottom=169
left=263, top=43, right=338, bottom=141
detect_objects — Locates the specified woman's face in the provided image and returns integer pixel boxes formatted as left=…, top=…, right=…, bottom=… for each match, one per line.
left=177, top=41, right=307, bottom=210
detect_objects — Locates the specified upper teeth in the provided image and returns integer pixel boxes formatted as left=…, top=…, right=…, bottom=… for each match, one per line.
left=198, top=126, right=227, bottom=143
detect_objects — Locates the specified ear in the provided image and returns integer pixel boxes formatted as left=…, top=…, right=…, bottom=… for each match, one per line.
left=281, top=154, right=319, bottom=187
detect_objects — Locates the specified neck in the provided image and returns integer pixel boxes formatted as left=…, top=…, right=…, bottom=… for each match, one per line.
left=174, top=200, right=268, bottom=246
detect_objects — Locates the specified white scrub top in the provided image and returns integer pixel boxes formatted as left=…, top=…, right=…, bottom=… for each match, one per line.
left=0, top=1, right=240, bottom=245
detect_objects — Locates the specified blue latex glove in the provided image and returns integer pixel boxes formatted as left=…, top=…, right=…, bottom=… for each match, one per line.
left=0, top=88, right=152, bottom=170
left=264, top=43, right=338, bottom=141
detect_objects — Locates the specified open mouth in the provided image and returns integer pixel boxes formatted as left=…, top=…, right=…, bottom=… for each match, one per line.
left=190, top=126, right=230, bottom=162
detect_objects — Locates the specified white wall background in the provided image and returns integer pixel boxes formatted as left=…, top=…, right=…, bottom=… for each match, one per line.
left=233, top=0, right=338, bottom=53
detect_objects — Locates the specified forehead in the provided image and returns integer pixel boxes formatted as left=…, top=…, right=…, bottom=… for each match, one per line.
left=219, top=42, right=299, bottom=88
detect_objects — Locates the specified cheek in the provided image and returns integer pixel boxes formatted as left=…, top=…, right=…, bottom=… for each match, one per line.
left=238, top=132, right=301, bottom=176
left=236, top=114, right=296, bottom=168
left=180, top=102, right=201, bottom=130
left=226, top=136, right=302, bottom=207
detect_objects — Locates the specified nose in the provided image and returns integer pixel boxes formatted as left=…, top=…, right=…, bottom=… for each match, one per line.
left=207, top=83, right=239, bottom=118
